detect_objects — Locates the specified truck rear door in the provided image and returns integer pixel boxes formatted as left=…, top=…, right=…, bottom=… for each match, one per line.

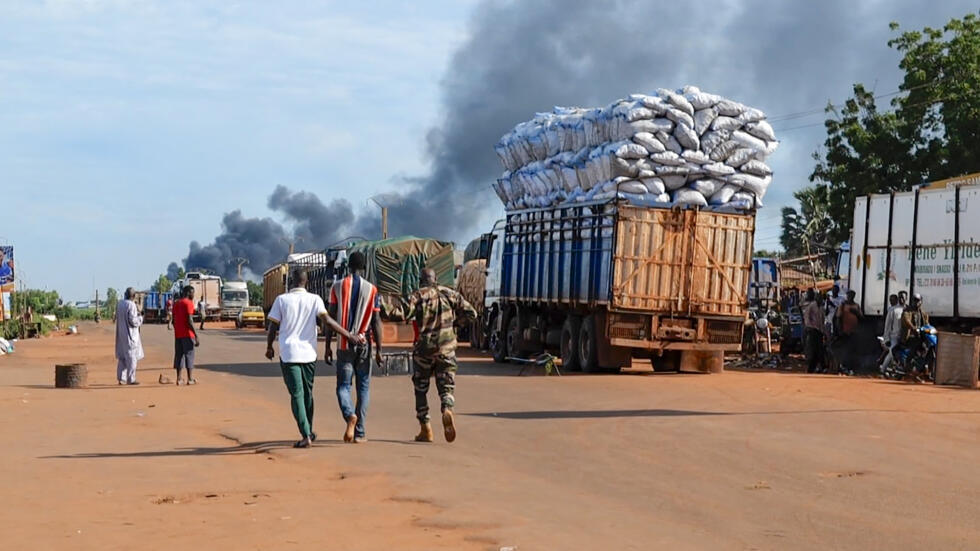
left=611, top=206, right=753, bottom=317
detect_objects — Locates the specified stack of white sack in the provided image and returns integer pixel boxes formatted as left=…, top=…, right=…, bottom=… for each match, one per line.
left=492, top=86, right=778, bottom=211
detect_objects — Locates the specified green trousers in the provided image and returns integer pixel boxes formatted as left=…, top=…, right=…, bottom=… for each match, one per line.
left=281, top=361, right=316, bottom=438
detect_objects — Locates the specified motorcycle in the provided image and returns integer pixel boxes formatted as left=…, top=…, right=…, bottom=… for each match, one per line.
left=879, top=325, right=938, bottom=382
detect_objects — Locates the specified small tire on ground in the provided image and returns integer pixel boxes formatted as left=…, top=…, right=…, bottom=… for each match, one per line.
left=578, top=315, right=600, bottom=373
left=561, top=316, right=582, bottom=371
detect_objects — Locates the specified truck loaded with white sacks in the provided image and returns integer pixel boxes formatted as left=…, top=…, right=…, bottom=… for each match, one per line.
left=479, top=87, right=778, bottom=372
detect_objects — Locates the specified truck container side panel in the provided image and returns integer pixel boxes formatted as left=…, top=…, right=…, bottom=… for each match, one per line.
left=501, top=241, right=513, bottom=299
left=546, top=230, right=555, bottom=301
left=960, top=187, right=980, bottom=317
left=887, top=194, right=915, bottom=310
left=851, top=197, right=868, bottom=307
left=912, top=190, right=956, bottom=317
left=861, top=195, right=894, bottom=315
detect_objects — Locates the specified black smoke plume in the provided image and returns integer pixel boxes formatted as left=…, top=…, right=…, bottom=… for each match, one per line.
left=178, top=0, right=978, bottom=279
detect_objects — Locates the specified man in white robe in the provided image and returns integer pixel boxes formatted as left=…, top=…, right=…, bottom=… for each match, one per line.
left=115, top=287, right=144, bottom=385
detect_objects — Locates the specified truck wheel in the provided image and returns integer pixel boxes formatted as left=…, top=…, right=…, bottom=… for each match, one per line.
left=561, top=316, right=582, bottom=371
left=578, top=315, right=600, bottom=373
left=491, top=314, right=508, bottom=363
left=506, top=315, right=522, bottom=360
left=653, top=351, right=681, bottom=372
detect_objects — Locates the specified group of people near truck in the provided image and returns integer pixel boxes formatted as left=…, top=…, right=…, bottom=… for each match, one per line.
left=795, top=285, right=930, bottom=379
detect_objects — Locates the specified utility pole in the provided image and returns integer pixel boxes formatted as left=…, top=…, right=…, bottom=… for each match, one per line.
left=94, top=288, right=101, bottom=324
left=280, top=237, right=304, bottom=256
left=233, top=258, right=249, bottom=280
left=371, top=194, right=400, bottom=240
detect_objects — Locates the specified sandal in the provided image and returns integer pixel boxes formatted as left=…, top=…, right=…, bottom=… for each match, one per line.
left=293, top=438, right=311, bottom=448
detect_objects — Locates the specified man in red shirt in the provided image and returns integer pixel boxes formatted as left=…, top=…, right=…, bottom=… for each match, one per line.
left=172, top=285, right=201, bottom=385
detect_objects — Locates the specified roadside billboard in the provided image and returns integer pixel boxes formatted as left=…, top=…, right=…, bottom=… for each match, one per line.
left=0, top=246, right=13, bottom=320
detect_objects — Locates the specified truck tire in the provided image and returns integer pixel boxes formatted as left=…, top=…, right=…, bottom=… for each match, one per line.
left=506, top=315, right=522, bottom=360
left=491, top=313, right=508, bottom=363
left=561, top=316, right=582, bottom=371
left=578, top=315, right=600, bottom=373
left=653, top=350, right=681, bottom=372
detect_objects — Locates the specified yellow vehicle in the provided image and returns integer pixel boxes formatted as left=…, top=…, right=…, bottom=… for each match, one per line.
left=236, top=306, right=266, bottom=329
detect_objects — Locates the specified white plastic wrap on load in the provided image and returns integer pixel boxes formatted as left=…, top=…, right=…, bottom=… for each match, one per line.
left=494, top=86, right=778, bottom=211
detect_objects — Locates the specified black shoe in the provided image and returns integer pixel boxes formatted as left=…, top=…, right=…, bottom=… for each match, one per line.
left=293, top=438, right=312, bottom=448
left=310, top=432, right=317, bottom=442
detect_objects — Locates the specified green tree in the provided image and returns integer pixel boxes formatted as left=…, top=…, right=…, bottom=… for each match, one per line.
left=104, top=288, right=119, bottom=317
left=805, top=11, right=980, bottom=245
left=177, top=267, right=186, bottom=280
left=780, top=186, right=835, bottom=257
left=753, top=249, right=781, bottom=258
left=153, top=274, right=173, bottom=293
left=246, top=280, right=263, bottom=306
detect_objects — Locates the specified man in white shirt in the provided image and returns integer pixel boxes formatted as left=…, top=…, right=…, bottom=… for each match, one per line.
left=879, top=293, right=904, bottom=373
left=266, top=269, right=363, bottom=448
left=198, top=298, right=207, bottom=330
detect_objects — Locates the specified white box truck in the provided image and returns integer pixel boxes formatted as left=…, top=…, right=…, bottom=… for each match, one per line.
left=849, top=182, right=980, bottom=324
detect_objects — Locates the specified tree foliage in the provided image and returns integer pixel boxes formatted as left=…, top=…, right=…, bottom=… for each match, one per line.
left=104, top=287, right=119, bottom=317
left=802, top=11, right=980, bottom=246
left=153, top=274, right=173, bottom=293
left=779, top=186, right=835, bottom=257
left=246, top=280, right=263, bottom=306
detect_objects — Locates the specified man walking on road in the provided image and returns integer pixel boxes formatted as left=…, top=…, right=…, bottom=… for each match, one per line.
left=388, top=268, right=476, bottom=443
left=266, top=269, right=363, bottom=449
left=326, top=251, right=383, bottom=443
left=114, top=287, right=144, bottom=385
left=173, top=285, right=200, bottom=385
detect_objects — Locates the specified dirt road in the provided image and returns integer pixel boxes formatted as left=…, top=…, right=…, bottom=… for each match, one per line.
left=2, top=322, right=980, bottom=550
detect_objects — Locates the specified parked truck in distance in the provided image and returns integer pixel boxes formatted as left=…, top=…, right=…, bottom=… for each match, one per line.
left=174, top=272, right=222, bottom=320
left=220, top=281, right=249, bottom=321
left=477, top=199, right=755, bottom=372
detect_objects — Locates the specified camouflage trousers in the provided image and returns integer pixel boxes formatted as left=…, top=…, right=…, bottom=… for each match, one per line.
left=412, top=353, right=457, bottom=422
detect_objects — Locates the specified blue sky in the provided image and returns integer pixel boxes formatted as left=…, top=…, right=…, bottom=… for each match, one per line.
left=2, top=1, right=975, bottom=302
left=0, top=1, right=474, bottom=300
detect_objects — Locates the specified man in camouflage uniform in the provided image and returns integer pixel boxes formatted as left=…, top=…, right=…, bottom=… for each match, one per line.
left=389, top=268, right=476, bottom=443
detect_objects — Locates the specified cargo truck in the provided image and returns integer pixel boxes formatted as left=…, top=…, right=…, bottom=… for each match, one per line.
left=849, top=182, right=980, bottom=327
left=174, top=272, right=222, bottom=320
left=479, top=199, right=755, bottom=372
left=142, top=291, right=173, bottom=323
left=220, top=281, right=249, bottom=321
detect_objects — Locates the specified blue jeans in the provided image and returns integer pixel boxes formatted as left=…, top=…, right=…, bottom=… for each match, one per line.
left=336, top=349, right=371, bottom=438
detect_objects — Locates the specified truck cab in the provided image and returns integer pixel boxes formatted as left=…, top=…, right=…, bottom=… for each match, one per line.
left=221, top=281, right=249, bottom=321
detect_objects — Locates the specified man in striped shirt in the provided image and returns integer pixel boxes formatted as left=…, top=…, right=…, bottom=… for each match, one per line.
left=326, top=252, right=383, bottom=443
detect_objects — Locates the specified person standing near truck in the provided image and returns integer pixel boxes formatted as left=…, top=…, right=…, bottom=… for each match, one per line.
left=326, top=251, right=383, bottom=444
left=166, top=296, right=174, bottom=330
left=173, top=285, right=200, bottom=385
left=802, top=289, right=824, bottom=374
left=198, top=296, right=207, bottom=330
left=114, top=288, right=144, bottom=385
left=388, top=269, right=476, bottom=443
left=879, top=294, right=904, bottom=373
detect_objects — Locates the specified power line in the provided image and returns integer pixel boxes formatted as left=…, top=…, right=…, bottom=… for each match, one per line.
left=766, top=77, right=948, bottom=123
